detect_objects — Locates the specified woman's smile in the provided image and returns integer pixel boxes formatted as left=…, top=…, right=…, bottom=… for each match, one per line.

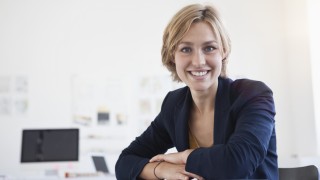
left=188, top=70, right=211, bottom=81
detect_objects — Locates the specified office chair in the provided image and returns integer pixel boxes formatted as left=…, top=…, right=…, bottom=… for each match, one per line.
left=279, top=165, right=319, bottom=180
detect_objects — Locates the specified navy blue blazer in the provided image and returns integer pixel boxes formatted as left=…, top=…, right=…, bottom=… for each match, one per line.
left=116, top=77, right=278, bottom=179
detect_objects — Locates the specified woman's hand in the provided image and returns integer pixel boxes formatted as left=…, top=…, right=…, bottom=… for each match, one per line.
left=149, top=149, right=204, bottom=179
left=150, top=149, right=194, bottom=164
left=155, top=161, right=203, bottom=180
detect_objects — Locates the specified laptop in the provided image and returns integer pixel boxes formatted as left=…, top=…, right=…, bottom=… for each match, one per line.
left=92, top=155, right=109, bottom=174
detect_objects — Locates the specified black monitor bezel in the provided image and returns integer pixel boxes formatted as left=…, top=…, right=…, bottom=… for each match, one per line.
left=20, top=128, right=79, bottom=163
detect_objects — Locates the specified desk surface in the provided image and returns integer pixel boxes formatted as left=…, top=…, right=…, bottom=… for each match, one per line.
left=3, top=174, right=116, bottom=180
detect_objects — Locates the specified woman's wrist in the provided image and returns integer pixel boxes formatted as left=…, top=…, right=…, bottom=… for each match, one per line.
left=154, top=161, right=163, bottom=179
left=183, top=149, right=194, bottom=164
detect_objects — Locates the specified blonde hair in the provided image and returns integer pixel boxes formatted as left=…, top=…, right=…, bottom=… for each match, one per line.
left=161, top=4, right=231, bottom=82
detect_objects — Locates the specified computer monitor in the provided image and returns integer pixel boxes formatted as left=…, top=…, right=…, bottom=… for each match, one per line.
left=21, top=128, right=79, bottom=163
left=20, top=128, right=79, bottom=177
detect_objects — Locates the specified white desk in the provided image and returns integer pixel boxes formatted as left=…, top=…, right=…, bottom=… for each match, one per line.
left=4, top=174, right=116, bottom=180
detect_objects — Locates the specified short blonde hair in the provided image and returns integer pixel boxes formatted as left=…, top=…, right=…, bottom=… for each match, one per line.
left=161, top=4, right=231, bottom=82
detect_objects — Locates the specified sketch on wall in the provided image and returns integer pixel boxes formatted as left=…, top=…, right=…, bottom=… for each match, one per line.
left=0, top=75, right=28, bottom=116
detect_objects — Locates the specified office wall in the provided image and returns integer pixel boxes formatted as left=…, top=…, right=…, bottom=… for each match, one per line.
left=0, top=0, right=318, bottom=175
left=283, top=0, right=316, bottom=157
left=308, top=0, right=320, bottom=156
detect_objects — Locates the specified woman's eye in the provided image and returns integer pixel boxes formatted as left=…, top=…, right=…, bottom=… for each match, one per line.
left=181, top=47, right=192, bottom=53
left=204, top=46, right=216, bottom=52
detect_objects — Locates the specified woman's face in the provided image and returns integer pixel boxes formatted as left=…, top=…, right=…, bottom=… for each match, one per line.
left=174, top=22, right=223, bottom=92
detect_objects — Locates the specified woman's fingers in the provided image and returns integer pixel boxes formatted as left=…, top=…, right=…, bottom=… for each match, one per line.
left=149, top=154, right=165, bottom=162
left=150, top=161, right=202, bottom=180
left=150, top=149, right=194, bottom=164
left=150, top=152, right=185, bottom=164
left=172, top=173, right=189, bottom=180
left=183, top=171, right=204, bottom=180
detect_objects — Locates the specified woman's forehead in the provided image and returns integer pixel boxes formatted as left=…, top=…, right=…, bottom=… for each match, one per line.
left=179, top=22, right=217, bottom=43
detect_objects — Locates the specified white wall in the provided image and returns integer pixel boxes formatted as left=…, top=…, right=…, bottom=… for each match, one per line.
left=281, top=0, right=319, bottom=163
left=308, top=0, right=320, bottom=156
left=0, top=0, right=318, bottom=176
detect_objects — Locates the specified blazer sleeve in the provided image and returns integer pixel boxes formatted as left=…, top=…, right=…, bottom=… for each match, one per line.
left=185, top=80, right=276, bottom=179
left=115, top=92, right=174, bottom=180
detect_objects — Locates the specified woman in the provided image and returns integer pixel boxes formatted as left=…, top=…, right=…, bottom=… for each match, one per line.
left=116, top=3, right=278, bottom=180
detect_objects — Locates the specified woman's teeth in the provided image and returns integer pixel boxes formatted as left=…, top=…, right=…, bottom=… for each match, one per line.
left=191, top=71, right=208, bottom=76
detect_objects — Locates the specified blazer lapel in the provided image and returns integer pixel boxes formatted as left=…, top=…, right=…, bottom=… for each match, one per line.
left=174, top=88, right=192, bottom=151
left=214, top=77, right=232, bottom=144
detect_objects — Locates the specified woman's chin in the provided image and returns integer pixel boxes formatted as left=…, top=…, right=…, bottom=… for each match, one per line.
left=189, top=84, right=211, bottom=92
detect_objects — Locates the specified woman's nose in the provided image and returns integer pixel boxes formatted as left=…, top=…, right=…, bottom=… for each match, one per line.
left=192, top=50, right=206, bottom=66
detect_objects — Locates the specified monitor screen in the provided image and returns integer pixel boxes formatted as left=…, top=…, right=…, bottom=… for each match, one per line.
left=21, top=128, right=79, bottom=163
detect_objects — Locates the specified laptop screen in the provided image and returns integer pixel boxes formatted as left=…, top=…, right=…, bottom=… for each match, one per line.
left=92, top=156, right=109, bottom=173
left=21, top=128, right=79, bottom=162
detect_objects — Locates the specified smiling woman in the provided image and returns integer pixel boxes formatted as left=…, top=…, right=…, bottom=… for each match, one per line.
left=115, top=3, right=278, bottom=180
left=173, top=22, right=223, bottom=93
left=161, top=4, right=231, bottom=82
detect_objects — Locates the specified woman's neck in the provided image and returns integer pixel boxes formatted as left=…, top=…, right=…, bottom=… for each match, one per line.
left=190, top=84, right=218, bottom=114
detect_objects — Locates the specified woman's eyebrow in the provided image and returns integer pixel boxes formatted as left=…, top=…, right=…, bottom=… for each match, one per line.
left=178, top=40, right=218, bottom=46
left=203, top=40, right=218, bottom=45
left=178, top=41, right=193, bottom=46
